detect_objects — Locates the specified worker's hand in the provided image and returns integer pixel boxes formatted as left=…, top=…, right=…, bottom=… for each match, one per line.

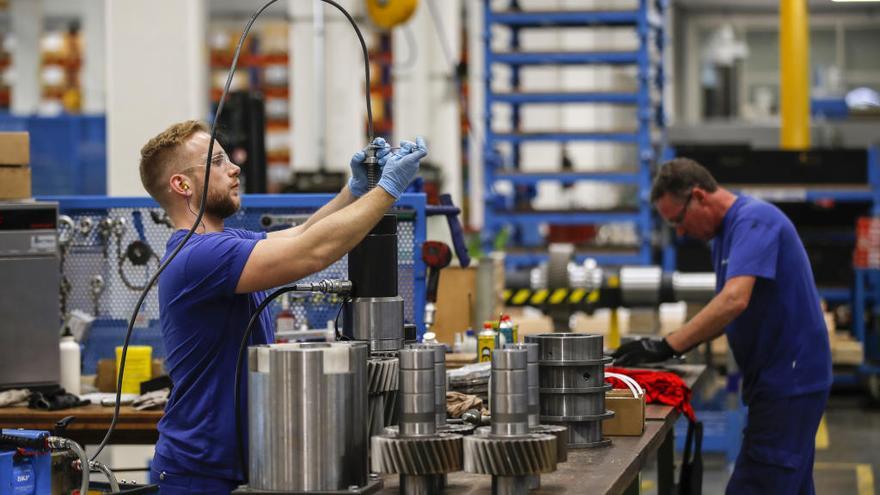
left=611, top=337, right=676, bottom=367
left=349, top=137, right=391, bottom=197
left=377, top=136, right=428, bottom=199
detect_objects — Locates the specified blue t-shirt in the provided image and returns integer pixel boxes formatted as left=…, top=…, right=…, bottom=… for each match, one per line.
left=712, top=196, right=832, bottom=404
left=153, top=228, right=273, bottom=481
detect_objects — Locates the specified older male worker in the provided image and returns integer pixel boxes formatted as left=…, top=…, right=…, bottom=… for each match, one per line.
left=138, top=120, right=427, bottom=494
left=612, top=158, right=832, bottom=495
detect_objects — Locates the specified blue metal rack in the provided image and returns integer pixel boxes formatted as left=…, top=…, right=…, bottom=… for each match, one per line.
left=481, top=1, right=667, bottom=267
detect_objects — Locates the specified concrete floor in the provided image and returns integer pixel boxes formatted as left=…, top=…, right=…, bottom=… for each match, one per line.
left=640, top=389, right=880, bottom=494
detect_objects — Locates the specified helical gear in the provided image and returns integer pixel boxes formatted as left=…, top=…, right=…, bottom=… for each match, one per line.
left=368, top=357, right=399, bottom=394
left=463, top=433, right=557, bottom=476
left=371, top=433, right=463, bottom=475
left=531, top=424, right=569, bottom=463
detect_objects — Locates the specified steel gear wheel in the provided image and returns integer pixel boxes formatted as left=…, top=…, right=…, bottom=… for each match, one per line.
left=463, top=433, right=557, bottom=476
left=371, top=433, right=463, bottom=475
left=368, top=357, right=399, bottom=394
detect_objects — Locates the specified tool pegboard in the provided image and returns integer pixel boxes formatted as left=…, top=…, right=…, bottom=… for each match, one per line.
left=43, top=194, right=427, bottom=373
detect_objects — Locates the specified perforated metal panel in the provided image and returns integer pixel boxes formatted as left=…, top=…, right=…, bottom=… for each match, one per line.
left=49, top=194, right=426, bottom=373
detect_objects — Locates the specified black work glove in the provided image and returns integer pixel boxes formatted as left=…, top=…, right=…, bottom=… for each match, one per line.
left=611, top=337, right=676, bottom=367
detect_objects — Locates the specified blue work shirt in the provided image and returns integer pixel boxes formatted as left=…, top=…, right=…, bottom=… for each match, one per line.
left=712, top=195, right=832, bottom=404
left=153, top=228, right=272, bottom=482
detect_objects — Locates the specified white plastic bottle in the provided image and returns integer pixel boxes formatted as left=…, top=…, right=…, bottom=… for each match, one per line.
left=59, top=333, right=81, bottom=395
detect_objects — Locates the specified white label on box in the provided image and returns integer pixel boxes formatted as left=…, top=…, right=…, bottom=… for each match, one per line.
left=31, top=234, right=57, bottom=252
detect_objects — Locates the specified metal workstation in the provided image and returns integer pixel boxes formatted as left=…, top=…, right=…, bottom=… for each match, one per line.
left=2, top=0, right=880, bottom=494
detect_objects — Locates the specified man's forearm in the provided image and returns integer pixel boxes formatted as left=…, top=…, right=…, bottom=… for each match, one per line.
left=268, top=185, right=357, bottom=238
left=666, top=290, right=746, bottom=353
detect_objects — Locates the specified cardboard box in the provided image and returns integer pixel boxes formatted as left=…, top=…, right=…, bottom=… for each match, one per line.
left=0, top=166, right=31, bottom=199
left=602, top=388, right=646, bottom=436
left=433, top=267, right=477, bottom=345
left=0, top=132, right=29, bottom=165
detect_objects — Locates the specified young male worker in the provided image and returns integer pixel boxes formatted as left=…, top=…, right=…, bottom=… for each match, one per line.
left=138, top=120, right=427, bottom=493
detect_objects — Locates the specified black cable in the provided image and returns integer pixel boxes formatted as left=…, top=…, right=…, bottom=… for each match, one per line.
left=318, top=0, right=375, bottom=141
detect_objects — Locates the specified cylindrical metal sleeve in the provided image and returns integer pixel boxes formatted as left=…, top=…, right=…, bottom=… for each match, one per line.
left=491, top=348, right=529, bottom=437
left=347, top=297, right=404, bottom=352
left=247, top=342, right=369, bottom=492
left=620, top=266, right=662, bottom=306
left=399, top=348, right=436, bottom=437
left=505, top=343, right=539, bottom=427
left=525, top=333, right=604, bottom=363
left=672, top=271, right=717, bottom=303
left=408, top=343, right=447, bottom=428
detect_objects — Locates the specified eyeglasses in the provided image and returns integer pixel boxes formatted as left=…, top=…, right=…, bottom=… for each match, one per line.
left=666, top=191, right=693, bottom=228
left=181, top=152, right=234, bottom=176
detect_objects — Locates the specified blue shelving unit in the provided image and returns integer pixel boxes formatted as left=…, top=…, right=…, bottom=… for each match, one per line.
left=481, top=1, right=667, bottom=268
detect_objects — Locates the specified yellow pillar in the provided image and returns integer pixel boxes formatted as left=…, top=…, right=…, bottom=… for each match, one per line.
left=779, top=0, right=811, bottom=150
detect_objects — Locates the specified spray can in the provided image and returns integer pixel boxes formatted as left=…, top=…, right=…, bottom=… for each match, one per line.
left=498, top=314, right=518, bottom=345
left=477, top=322, right=498, bottom=363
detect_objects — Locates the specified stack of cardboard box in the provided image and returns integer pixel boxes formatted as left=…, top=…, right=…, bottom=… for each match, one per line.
left=0, top=132, right=31, bottom=200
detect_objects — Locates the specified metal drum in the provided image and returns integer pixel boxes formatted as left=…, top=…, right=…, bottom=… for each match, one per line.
left=525, top=333, right=613, bottom=449
left=247, top=342, right=369, bottom=492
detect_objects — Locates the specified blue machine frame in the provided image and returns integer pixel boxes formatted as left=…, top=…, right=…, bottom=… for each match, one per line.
left=481, top=0, right=667, bottom=268
left=38, top=193, right=428, bottom=339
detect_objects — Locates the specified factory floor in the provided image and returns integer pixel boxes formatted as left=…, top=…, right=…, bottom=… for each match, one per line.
left=640, top=389, right=880, bottom=494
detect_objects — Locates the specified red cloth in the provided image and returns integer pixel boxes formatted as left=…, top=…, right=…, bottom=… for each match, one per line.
left=606, top=367, right=696, bottom=422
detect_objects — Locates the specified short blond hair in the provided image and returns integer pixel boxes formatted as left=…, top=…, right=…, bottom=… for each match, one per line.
left=139, top=120, right=208, bottom=204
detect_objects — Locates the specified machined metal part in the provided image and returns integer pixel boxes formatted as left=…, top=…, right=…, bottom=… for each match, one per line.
left=292, top=279, right=353, bottom=295
left=246, top=342, right=370, bottom=493
left=407, top=342, right=447, bottom=428
left=503, top=343, right=539, bottom=427
left=525, top=333, right=613, bottom=450
left=351, top=297, right=405, bottom=353
left=546, top=243, right=574, bottom=288
left=463, top=348, right=558, bottom=495
left=368, top=357, right=400, bottom=439
left=620, top=266, right=663, bottom=306
left=371, top=347, right=463, bottom=495
left=672, top=271, right=717, bottom=302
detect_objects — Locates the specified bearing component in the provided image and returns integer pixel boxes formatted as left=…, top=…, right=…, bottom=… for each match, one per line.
left=526, top=333, right=613, bottom=449
left=371, top=348, right=464, bottom=494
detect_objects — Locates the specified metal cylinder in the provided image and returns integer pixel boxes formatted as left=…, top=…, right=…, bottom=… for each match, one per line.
left=620, top=266, right=662, bottom=306
left=399, top=348, right=436, bottom=437
left=672, top=271, right=717, bottom=303
left=525, top=333, right=612, bottom=449
left=494, top=475, right=530, bottom=495
left=345, top=214, right=404, bottom=353
left=408, top=343, right=447, bottom=428
left=491, top=348, right=529, bottom=437
left=247, top=342, right=369, bottom=492
left=350, top=297, right=405, bottom=353
left=504, top=343, right=539, bottom=427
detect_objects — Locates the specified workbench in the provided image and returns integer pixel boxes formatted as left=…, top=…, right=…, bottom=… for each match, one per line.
left=380, top=364, right=708, bottom=495
left=0, top=405, right=161, bottom=446
left=0, top=365, right=706, bottom=495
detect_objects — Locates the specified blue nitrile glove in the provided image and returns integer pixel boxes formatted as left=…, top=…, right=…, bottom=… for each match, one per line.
left=349, top=137, right=391, bottom=197
left=377, top=136, right=428, bottom=199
